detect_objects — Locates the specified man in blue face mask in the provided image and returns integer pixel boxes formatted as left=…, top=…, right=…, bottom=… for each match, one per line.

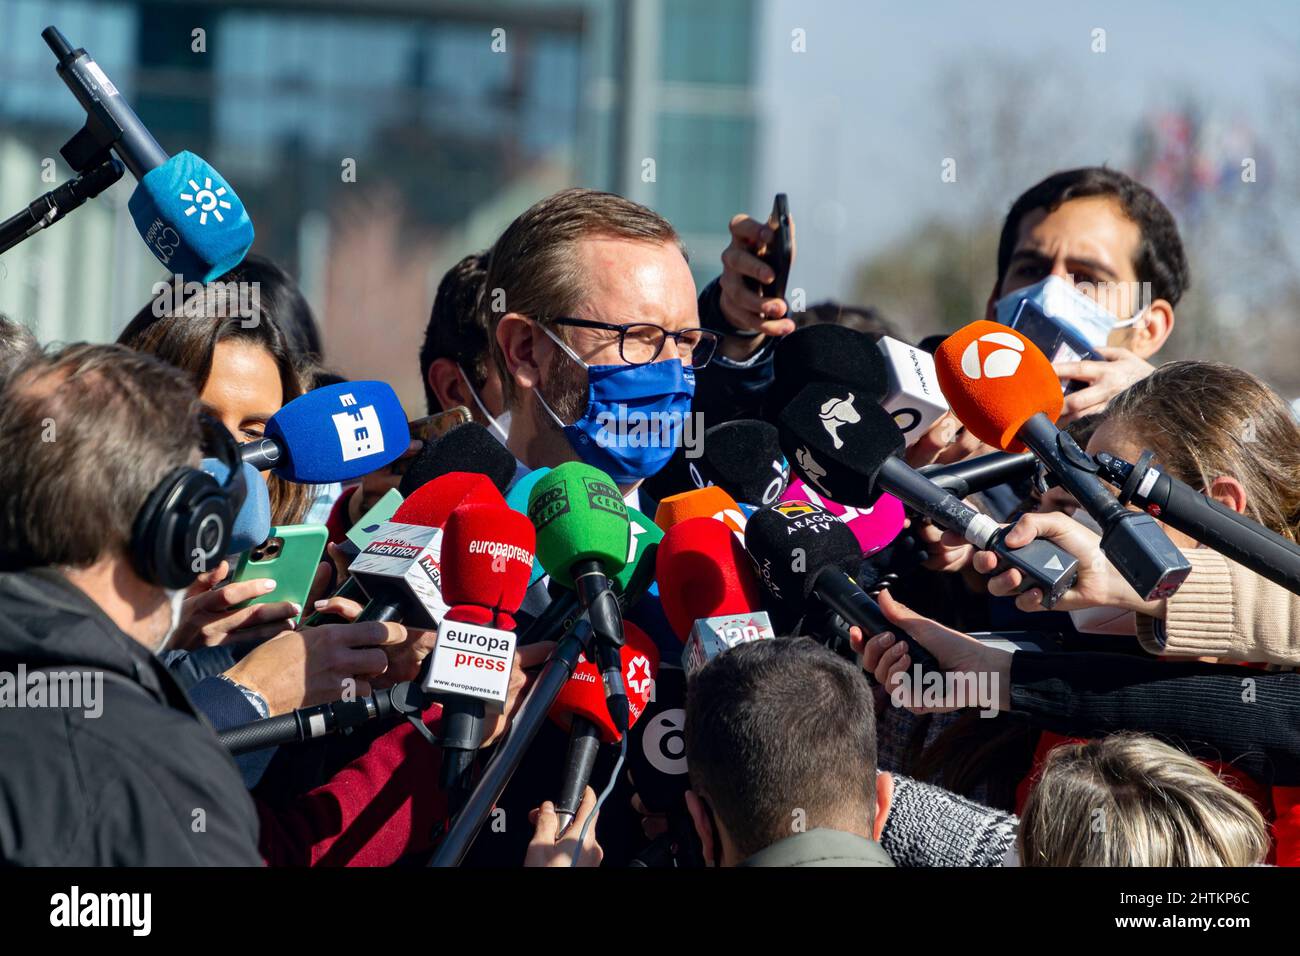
left=488, top=187, right=715, bottom=508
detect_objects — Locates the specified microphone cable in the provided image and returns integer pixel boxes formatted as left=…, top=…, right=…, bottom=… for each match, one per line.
left=570, top=733, right=627, bottom=868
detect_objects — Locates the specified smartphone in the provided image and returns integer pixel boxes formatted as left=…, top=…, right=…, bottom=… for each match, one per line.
left=744, top=193, right=792, bottom=302
left=392, top=407, right=473, bottom=476
left=1004, top=299, right=1103, bottom=394
left=231, top=524, right=329, bottom=623
left=344, top=487, right=404, bottom=554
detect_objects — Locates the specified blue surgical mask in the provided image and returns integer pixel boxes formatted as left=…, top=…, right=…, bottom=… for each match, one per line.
left=456, top=363, right=511, bottom=445
left=534, top=323, right=695, bottom=484
left=995, top=275, right=1147, bottom=350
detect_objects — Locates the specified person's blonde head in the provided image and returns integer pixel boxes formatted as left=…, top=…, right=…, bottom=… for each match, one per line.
left=1019, top=734, right=1269, bottom=866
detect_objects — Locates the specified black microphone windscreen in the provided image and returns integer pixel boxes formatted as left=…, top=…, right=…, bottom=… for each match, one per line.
left=763, top=325, right=889, bottom=422
left=399, top=422, right=517, bottom=497
left=776, top=381, right=905, bottom=507
left=744, top=501, right=861, bottom=606
left=691, top=419, right=789, bottom=506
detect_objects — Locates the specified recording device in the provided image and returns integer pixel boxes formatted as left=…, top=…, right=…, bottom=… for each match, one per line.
left=687, top=420, right=790, bottom=507
left=876, top=336, right=950, bottom=444
left=918, top=450, right=1039, bottom=499
left=199, top=458, right=270, bottom=556
left=777, top=381, right=1080, bottom=607
left=528, top=463, right=632, bottom=733
left=1002, top=298, right=1103, bottom=394
left=430, top=502, right=536, bottom=809
left=762, top=323, right=888, bottom=423
left=743, top=193, right=792, bottom=302
left=549, top=622, right=660, bottom=834
left=745, top=501, right=940, bottom=673
left=1096, top=450, right=1300, bottom=597
left=934, top=320, right=1191, bottom=601
left=231, top=524, right=328, bottom=624
left=654, top=485, right=748, bottom=535
left=398, top=422, right=518, bottom=498
left=780, top=478, right=905, bottom=557
left=239, top=381, right=408, bottom=483
left=42, top=26, right=254, bottom=279
left=407, top=407, right=473, bottom=447
left=346, top=474, right=507, bottom=626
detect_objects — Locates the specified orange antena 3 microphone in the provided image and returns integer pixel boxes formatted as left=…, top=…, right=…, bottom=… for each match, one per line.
left=935, top=321, right=1191, bottom=602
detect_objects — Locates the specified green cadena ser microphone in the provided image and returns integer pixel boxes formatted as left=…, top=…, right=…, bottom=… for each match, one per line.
left=528, top=462, right=633, bottom=733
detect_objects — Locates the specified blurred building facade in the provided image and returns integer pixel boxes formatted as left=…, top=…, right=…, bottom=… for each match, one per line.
left=0, top=0, right=759, bottom=411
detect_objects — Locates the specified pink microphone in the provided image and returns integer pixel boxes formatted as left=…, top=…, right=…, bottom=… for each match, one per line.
left=780, top=479, right=905, bottom=556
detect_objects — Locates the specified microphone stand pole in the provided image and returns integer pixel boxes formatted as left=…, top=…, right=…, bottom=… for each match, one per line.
left=0, top=156, right=123, bottom=255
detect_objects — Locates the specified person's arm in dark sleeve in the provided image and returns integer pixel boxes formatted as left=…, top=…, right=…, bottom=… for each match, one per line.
left=1009, top=651, right=1300, bottom=787
left=161, top=645, right=242, bottom=690
left=694, top=276, right=777, bottom=426
left=188, top=675, right=278, bottom=789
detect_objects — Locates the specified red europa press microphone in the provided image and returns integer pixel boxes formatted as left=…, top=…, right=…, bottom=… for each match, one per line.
left=655, top=516, right=773, bottom=676
left=548, top=621, right=660, bottom=834
left=426, top=501, right=536, bottom=808
left=934, top=320, right=1190, bottom=601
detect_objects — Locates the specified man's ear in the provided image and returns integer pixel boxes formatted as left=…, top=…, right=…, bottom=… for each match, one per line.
left=1122, top=299, right=1174, bottom=358
left=684, top=790, right=717, bottom=867
left=872, top=771, right=894, bottom=843
left=426, top=358, right=468, bottom=414
left=496, top=313, right=543, bottom=392
left=1207, top=475, right=1248, bottom=516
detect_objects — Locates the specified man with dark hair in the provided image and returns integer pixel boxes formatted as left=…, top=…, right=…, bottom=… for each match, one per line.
left=683, top=637, right=895, bottom=866
left=418, top=251, right=509, bottom=436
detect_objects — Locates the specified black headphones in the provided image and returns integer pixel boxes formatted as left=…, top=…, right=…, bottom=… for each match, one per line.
left=130, top=414, right=248, bottom=589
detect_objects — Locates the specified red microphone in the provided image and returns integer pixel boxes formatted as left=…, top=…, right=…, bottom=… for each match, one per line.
left=548, top=621, right=659, bottom=833
left=427, top=501, right=536, bottom=808
left=395, top=471, right=507, bottom=526
left=656, top=516, right=765, bottom=641
left=935, top=320, right=1190, bottom=601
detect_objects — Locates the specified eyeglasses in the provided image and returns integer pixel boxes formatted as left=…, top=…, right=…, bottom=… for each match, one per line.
left=550, top=317, right=720, bottom=370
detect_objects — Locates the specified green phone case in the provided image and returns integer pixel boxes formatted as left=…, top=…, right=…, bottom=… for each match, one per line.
left=231, top=524, right=329, bottom=623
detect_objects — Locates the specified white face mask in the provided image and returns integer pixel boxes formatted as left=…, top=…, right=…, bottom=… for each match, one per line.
left=156, top=588, right=187, bottom=654
left=995, top=275, right=1147, bottom=350
left=457, top=364, right=510, bottom=445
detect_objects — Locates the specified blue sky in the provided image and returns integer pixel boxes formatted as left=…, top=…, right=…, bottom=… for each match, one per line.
left=754, top=0, right=1300, bottom=302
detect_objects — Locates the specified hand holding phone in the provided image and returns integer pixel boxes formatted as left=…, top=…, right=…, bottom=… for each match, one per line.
left=743, top=193, right=792, bottom=302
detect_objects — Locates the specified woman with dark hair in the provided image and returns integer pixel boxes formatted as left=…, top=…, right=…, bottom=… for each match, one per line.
left=118, top=279, right=314, bottom=526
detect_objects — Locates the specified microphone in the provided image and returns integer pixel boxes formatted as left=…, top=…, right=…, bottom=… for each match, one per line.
left=744, top=501, right=940, bottom=671
left=877, top=336, right=950, bottom=445
left=239, top=381, right=409, bottom=483
left=1096, top=450, right=1300, bottom=597
left=505, top=467, right=552, bottom=588
left=919, top=450, right=1039, bottom=498
left=654, top=485, right=748, bottom=535
left=762, top=324, right=888, bottom=423
left=200, top=458, right=270, bottom=555
left=399, top=422, right=518, bottom=499
left=687, top=420, right=790, bottom=507
left=549, top=622, right=660, bottom=834
left=778, top=381, right=1080, bottom=606
left=781, top=478, right=905, bottom=557
left=934, top=321, right=1191, bottom=601
left=528, top=463, right=632, bottom=733
left=656, top=516, right=776, bottom=676
left=428, top=502, right=536, bottom=809
left=346, top=474, right=507, bottom=626
left=44, top=26, right=254, bottom=280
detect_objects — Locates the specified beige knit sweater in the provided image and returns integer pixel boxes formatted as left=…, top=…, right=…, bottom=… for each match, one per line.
left=1135, top=548, right=1300, bottom=665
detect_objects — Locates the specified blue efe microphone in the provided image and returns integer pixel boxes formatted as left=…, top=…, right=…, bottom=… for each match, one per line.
left=505, top=467, right=551, bottom=587
left=201, top=459, right=271, bottom=555
left=240, top=381, right=408, bottom=483
left=44, top=25, right=253, bottom=281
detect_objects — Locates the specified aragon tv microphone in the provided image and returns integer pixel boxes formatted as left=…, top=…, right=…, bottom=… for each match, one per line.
left=429, top=502, right=536, bottom=810
left=781, top=478, right=905, bottom=558
left=934, top=321, right=1191, bottom=601
left=1096, top=450, right=1300, bottom=597
left=778, top=381, right=1080, bottom=607
left=44, top=26, right=254, bottom=280
left=549, top=622, right=659, bottom=835
left=239, top=381, right=409, bottom=483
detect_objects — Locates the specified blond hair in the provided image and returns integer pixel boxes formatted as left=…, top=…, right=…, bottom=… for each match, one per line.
left=1019, top=734, right=1269, bottom=866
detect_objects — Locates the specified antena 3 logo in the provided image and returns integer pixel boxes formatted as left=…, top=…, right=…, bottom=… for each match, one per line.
left=959, top=331, right=1025, bottom=380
